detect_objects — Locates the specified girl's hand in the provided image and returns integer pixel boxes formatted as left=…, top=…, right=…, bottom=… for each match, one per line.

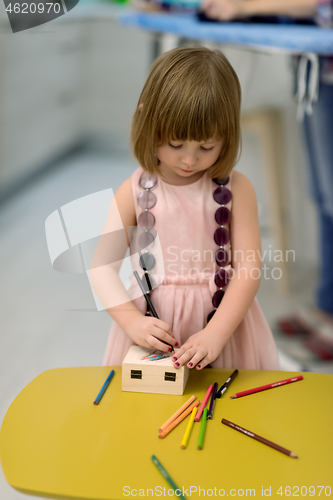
left=124, top=314, right=177, bottom=353
left=172, top=329, right=225, bottom=370
left=200, top=0, right=245, bottom=21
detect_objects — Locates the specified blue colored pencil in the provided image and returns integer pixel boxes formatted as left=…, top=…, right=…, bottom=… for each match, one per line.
left=93, top=369, right=115, bottom=405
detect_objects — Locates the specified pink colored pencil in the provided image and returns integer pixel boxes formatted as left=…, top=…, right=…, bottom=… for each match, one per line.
left=230, top=375, right=303, bottom=399
left=194, top=384, right=213, bottom=422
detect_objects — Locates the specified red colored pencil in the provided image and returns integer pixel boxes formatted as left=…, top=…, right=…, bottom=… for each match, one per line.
left=230, top=375, right=303, bottom=399
left=222, top=418, right=298, bottom=458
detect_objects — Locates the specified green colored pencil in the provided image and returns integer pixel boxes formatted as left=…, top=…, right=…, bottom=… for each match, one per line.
left=197, top=407, right=208, bottom=450
left=151, top=455, right=187, bottom=500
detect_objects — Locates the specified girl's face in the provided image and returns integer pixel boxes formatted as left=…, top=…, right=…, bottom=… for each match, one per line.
left=156, top=139, right=224, bottom=184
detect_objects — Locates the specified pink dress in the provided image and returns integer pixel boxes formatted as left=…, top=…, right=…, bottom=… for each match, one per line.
left=103, top=166, right=280, bottom=370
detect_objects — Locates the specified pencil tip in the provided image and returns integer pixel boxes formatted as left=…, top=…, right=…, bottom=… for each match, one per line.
left=290, top=453, right=298, bottom=458
left=180, top=446, right=185, bottom=449
left=230, top=395, right=236, bottom=399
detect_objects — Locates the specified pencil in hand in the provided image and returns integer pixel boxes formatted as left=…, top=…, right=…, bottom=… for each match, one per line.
left=133, top=270, right=174, bottom=353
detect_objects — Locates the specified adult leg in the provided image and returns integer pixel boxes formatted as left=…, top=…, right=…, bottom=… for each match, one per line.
left=303, top=81, right=333, bottom=314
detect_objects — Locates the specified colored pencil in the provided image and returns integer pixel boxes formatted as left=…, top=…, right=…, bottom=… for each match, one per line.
left=133, top=270, right=173, bottom=352
left=151, top=456, right=187, bottom=500
left=215, top=369, right=239, bottom=399
left=194, top=384, right=213, bottom=422
left=159, top=395, right=196, bottom=433
left=159, top=400, right=200, bottom=439
left=180, top=407, right=197, bottom=449
left=230, top=375, right=303, bottom=399
left=93, top=369, right=115, bottom=405
left=221, top=418, right=298, bottom=458
left=207, top=382, right=218, bottom=420
left=197, top=408, right=208, bottom=450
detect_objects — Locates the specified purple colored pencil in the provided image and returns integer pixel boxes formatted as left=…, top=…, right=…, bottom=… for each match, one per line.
left=207, top=382, right=218, bottom=420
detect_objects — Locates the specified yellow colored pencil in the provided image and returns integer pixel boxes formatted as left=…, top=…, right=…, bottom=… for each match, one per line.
left=180, top=407, right=197, bottom=449
left=159, top=400, right=200, bottom=439
left=159, top=395, right=196, bottom=433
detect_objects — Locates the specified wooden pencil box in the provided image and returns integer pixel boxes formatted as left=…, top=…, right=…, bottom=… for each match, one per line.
left=122, top=345, right=189, bottom=395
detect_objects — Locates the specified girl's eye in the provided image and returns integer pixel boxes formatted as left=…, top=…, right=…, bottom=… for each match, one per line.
left=168, top=143, right=182, bottom=149
left=201, top=147, right=214, bottom=152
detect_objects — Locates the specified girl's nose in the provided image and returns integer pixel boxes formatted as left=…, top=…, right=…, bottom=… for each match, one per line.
left=181, top=153, right=197, bottom=168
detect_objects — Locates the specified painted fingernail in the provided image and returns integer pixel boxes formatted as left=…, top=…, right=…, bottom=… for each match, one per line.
left=188, top=362, right=193, bottom=367
left=175, top=362, right=180, bottom=367
left=197, top=365, right=201, bottom=369
left=175, top=342, right=179, bottom=347
left=172, top=356, right=177, bottom=361
left=168, top=347, right=172, bottom=352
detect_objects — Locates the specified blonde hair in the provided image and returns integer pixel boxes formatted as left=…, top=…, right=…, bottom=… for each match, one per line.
left=130, top=46, right=242, bottom=179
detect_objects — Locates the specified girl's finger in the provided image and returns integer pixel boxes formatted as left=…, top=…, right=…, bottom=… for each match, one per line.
left=173, top=348, right=196, bottom=368
left=195, top=354, right=210, bottom=370
left=186, top=352, right=206, bottom=369
left=171, top=343, right=191, bottom=362
left=154, top=327, right=177, bottom=346
left=148, top=335, right=173, bottom=353
left=155, top=319, right=174, bottom=336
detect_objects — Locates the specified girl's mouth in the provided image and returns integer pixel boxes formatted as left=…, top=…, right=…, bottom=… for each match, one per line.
left=180, top=168, right=193, bottom=173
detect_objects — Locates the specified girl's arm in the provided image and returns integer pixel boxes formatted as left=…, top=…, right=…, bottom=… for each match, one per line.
left=90, top=178, right=176, bottom=353
left=172, top=171, right=263, bottom=369
left=200, top=0, right=317, bottom=22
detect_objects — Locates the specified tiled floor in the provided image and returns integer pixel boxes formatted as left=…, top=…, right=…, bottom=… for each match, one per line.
left=1, top=147, right=332, bottom=500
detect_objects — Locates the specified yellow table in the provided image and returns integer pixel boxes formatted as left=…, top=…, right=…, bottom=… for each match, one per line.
left=0, top=368, right=332, bottom=500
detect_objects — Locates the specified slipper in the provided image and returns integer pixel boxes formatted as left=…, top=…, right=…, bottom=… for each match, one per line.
left=295, top=308, right=333, bottom=347
left=276, top=306, right=333, bottom=361
left=303, top=337, right=333, bottom=361
left=277, top=315, right=313, bottom=336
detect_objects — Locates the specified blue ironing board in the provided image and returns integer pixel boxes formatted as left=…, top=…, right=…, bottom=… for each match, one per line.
left=120, top=12, right=333, bottom=54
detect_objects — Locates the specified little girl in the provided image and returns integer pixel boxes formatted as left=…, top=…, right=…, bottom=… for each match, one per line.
left=99, top=46, right=280, bottom=371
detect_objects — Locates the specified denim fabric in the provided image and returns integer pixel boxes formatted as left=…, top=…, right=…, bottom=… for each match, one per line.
left=303, top=76, right=333, bottom=313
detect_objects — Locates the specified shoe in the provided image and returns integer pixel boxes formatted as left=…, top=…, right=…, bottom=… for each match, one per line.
left=277, top=306, right=333, bottom=361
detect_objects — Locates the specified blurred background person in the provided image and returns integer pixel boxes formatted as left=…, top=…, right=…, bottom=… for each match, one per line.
left=200, top=0, right=333, bottom=336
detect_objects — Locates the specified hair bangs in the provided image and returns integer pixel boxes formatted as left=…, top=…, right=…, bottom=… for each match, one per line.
left=157, top=75, right=227, bottom=144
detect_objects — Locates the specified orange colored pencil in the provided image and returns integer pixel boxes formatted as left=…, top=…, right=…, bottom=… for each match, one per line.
left=159, top=400, right=200, bottom=439
left=159, top=395, right=196, bottom=433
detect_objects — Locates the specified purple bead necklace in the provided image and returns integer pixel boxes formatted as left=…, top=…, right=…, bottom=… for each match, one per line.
left=207, top=177, right=232, bottom=323
left=137, top=172, right=232, bottom=324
